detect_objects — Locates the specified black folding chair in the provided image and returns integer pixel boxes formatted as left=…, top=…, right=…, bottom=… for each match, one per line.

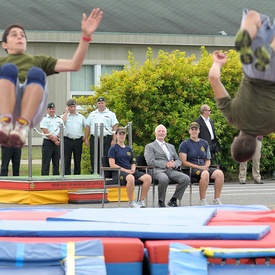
left=182, top=165, right=219, bottom=206
left=101, top=156, right=142, bottom=208
left=137, top=155, right=190, bottom=207
left=135, top=155, right=154, bottom=207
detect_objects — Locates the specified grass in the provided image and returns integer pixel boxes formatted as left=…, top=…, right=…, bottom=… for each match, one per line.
left=0, top=146, right=41, bottom=176
left=20, top=164, right=41, bottom=177
left=21, top=146, right=42, bottom=160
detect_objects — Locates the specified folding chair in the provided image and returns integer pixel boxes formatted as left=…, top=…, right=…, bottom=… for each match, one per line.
left=137, top=155, right=190, bottom=207
left=101, top=156, right=142, bottom=208
left=182, top=165, right=220, bottom=206
left=101, top=156, right=122, bottom=208
left=136, top=155, right=154, bottom=206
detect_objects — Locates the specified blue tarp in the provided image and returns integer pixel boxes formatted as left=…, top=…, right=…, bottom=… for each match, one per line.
left=169, top=243, right=275, bottom=275
left=169, top=243, right=207, bottom=275
left=0, top=240, right=106, bottom=275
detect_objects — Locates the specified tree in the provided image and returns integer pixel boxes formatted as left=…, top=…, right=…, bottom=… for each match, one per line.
left=77, top=47, right=275, bottom=179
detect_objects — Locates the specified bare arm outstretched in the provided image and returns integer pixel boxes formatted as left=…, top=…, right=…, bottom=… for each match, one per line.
left=208, top=51, right=230, bottom=99
left=55, top=8, right=103, bottom=72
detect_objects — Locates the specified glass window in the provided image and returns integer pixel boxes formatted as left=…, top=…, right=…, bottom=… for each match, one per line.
left=101, top=65, right=123, bottom=75
left=70, top=65, right=95, bottom=91
left=70, top=65, right=123, bottom=99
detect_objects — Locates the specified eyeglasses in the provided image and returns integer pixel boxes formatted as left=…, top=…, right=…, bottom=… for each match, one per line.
left=205, top=109, right=211, bottom=112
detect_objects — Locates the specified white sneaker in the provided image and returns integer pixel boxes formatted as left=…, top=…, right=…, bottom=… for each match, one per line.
left=213, top=198, right=223, bottom=205
left=199, top=199, right=209, bottom=206
left=9, top=121, right=29, bottom=147
left=137, top=200, right=146, bottom=208
left=0, top=117, right=13, bottom=145
left=128, top=200, right=139, bottom=208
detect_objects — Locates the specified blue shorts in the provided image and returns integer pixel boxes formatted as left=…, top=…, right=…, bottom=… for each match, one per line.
left=13, top=79, right=48, bottom=129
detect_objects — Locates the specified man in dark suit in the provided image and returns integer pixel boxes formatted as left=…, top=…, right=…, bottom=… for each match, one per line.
left=144, top=124, right=190, bottom=207
left=195, top=104, right=221, bottom=164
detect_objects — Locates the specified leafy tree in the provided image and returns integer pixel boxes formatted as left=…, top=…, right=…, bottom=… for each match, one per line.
left=77, top=47, right=275, bottom=179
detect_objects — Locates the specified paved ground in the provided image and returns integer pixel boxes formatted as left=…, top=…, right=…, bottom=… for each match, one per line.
left=0, top=159, right=41, bottom=165
left=0, top=179, right=274, bottom=210
left=20, top=159, right=41, bottom=164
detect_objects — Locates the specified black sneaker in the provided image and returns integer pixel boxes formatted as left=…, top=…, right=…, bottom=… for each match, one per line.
left=254, top=46, right=270, bottom=72
left=235, top=29, right=253, bottom=64
left=158, top=200, right=166, bottom=208
left=167, top=200, right=178, bottom=207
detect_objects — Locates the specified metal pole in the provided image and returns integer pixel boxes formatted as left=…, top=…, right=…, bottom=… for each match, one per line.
left=99, top=123, right=104, bottom=176
left=127, top=122, right=133, bottom=148
left=59, top=122, right=65, bottom=179
left=93, top=123, right=99, bottom=175
left=28, top=131, right=33, bottom=180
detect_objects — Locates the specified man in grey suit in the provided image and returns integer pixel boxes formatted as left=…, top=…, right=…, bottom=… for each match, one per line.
left=144, top=124, right=190, bottom=207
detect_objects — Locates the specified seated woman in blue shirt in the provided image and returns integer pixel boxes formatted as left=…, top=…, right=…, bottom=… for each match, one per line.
left=178, top=122, right=224, bottom=206
left=108, top=126, right=151, bottom=208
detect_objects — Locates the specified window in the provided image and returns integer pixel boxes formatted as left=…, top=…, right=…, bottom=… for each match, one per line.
left=70, top=65, right=95, bottom=95
left=69, top=64, right=123, bottom=98
left=101, top=65, right=123, bottom=75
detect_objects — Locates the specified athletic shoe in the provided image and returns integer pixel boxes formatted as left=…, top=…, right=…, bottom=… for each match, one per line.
left=167, top=199, right=178, bottom=207
left=128, top=200, right=139, bottom=208
left=0, top=117, right=13, bottom=146
left=254, top=180, right=264, bottom=184
left=9, top=121, right=29, bottom=147
left=137, top=200, right=146, bottom=208
left=213, top=198, right=223, bottom=205
left=254, top=46, right=270, bottom=72
left=235, top=29, right=253, bottom=64
left=199, top=199, right=209, bottom=206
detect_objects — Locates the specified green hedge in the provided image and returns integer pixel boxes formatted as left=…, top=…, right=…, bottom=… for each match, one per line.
left=78, top=47, right=275, bottom=179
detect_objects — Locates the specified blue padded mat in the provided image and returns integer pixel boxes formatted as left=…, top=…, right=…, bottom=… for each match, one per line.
left=0, top=220, right=270, bottom=240
left=192, top=204, right=269, bottom=211
left=0, top=207, right=271, bottom=240
left=47, top=207, right=217, bottom=226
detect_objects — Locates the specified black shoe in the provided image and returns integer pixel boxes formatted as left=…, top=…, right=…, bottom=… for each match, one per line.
left=235, top=29, right=253, bottom=64
left=158, top=200, right=166, bottom=207
left=239, top=182, right=246, bottom=184
left=254, top=180, right=264, bottom=184
left=167, top=199, right=178, bottom=207
left=254, top=46, right=270, bottom=72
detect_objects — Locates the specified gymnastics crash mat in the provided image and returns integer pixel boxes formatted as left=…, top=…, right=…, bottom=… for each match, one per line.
left=0, top=237, right=144, bottom=275
left=144, top=206, right=275, bottom=275
left=107, top=187, right=128, bottom=202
